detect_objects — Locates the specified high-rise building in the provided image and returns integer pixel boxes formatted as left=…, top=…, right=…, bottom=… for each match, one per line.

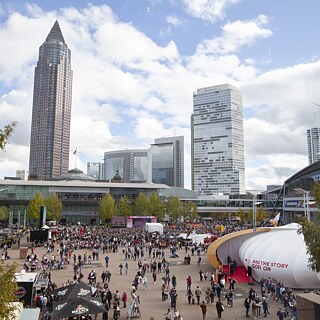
left=151, top=136, right=184, bottom=187
left=307, top=127, right=320, bottom=165
left=103, top=149, right=151, bottom=183
left=87, top=162, right=102, bottom=180
left=29, top=21, right=73, bottom=180
left=191, top=84, right=245, bottom=195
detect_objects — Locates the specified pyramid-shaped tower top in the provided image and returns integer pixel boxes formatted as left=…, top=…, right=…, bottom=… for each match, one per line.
left=46, top=20, right=65, bottom=42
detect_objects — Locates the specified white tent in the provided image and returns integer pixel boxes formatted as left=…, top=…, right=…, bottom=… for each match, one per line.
left=238, top=223, right=320, bottom=288
left=191, top=233, right=212, bottom=244
left=145, top=222, right=163, bottom=234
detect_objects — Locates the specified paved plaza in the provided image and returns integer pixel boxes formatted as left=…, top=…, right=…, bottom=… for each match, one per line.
left=5, top=237, right=287, bottom=320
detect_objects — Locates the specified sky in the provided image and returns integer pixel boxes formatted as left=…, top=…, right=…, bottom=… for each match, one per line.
left=1, top=0, right=320, bottom=191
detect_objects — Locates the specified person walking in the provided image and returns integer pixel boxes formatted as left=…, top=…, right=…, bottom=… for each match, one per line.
left=262, top=297, right=269, bottom=317
left=200, top=301, right=207, bottom=320
left=216, top=298, right=224, bottom=319
left=122, top=291, right=127, bottom=308
left=186, top=288, right=193, bottom=304
left=195, top=286, right=202, bottom=305
left=244, top=297, right=250, bottom=317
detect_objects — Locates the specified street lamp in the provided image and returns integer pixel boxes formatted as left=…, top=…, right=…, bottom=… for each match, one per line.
left=294, top=188, right=310, bottom=222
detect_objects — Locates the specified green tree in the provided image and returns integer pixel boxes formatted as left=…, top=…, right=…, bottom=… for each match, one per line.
left=166, top=196, right=184, bottom=221
left=27, top=192, right=45, bottom=225
left=0, top=263, right=18, bottom=319
left=149, top=192, right=165, bottom=220
left=296, top=181, right=320, bottom=272
left=0, top=121, right=17, bottom=151
left=133, top=193, right=149, bottom=216
left=256, top=207, right=269, bottom=223
left=0, top=206, right=9, bottom=222
left=45, top=193, right=62, bottom=221
left=99, top=194, right=116, bottom=222
left=298, top=217, right=320, bottom=272
left=183, top=201, right=198, bottom=220
left=118, top=195, right=132, bottom=217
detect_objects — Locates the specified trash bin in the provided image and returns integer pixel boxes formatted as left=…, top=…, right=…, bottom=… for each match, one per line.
left=19, top=247, right=28, bottom=259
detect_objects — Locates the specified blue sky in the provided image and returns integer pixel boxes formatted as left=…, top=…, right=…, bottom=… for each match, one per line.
left=1, top=0, right=320, bottom=190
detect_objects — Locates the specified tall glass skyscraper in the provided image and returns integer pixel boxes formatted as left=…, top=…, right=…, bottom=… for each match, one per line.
left=103, top=149, right=150, bottom=183
left=191, top=84, right=245, bottom=195
left=29, top=21, right=73, bottom=180
left=151, top=136, right=184, bottom=187
left=307, top=127, right=320, bottom=165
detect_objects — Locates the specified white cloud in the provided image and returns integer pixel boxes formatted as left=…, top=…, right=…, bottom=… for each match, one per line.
left=196, top=15, right=272, bottom=55
left=181, top=0, right=241, bottom=22
left=0, top=3, right=318, bottom=192
left=166, top=15, right=183, bottom=26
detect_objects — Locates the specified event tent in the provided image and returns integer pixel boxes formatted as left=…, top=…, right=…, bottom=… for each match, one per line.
left=208, top=223, right=320, bottom=289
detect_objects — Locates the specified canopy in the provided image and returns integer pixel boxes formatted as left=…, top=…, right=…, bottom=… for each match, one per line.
left=51, top=283, right=93, bottom=300
left=52, top=297, right=106, bottom=319
left=145, top=222, right=163, bottom=234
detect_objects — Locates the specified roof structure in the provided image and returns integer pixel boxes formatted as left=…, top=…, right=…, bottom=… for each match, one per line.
left=46, top=20, right=65, bottom=42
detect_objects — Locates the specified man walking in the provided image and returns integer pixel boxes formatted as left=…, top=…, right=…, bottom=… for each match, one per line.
left=195, top=286, right=202, bottom=305
left=200, top=301, right=207, bottom=320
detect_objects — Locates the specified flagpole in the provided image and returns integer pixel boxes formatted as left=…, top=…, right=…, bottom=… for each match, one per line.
left=74, top=147, right=77, bottom=169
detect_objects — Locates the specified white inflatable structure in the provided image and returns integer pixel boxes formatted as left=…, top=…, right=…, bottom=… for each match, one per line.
left=212, top=223, right=320, bottom=289
left=145, top=222, right=163, bottom=234
left=238, top=223, right=320, bottom=288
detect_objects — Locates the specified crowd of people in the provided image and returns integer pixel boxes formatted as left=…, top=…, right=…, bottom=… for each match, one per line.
left=3, top=218, right=300, bottom=319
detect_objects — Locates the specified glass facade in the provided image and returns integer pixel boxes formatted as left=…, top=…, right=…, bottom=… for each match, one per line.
left=307, top=127, right=320, bottom=165
left=152, top=136, right=184, bottom=187
left=152, top=144, right=174, bottom=186
left=103, top=150, right=150, bottom=183
left=191, top=84, right=245, bottom=195
left=29, top=21, right=73, bottom=180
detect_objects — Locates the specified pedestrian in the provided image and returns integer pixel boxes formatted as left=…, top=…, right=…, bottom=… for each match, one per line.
left=153, top=271, right=157, bottom=283
left=125, top=262, right=128, bottom=275
left=186, top=288, right=193, bottom=304
left=186, top=275, right=192, bottom=290
left=276, top=307, right=285, bottom=320
left=105, top=255, right=109, bottom=268
left=195, top=286, right=202, bottom=305
left=216, top=298, right=224, bottom=319
left=262, top=297, right=269, bottom=317
left=170, top=288, right=177, bottom=308
left=121, top=291, right=127, bottom=308
left=164, top=308, right=171, bottom=320
left=244, top=297, right=250, bottom=317
left=197, top=256, right=201, bottom=267
left=172, top=274, right=177, bottom=288
left=119, top=263, right=123, bottom=275
left=200, top=301, right=207, bottom=320
left=199, top=269, right=204, bottom=281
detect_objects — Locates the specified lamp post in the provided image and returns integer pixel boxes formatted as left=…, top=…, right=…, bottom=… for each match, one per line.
left=294, top=188, right=310, bottom=222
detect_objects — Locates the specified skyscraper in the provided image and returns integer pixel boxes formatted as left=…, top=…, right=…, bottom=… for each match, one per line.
left=191, top=84, right=245, bottom=195
left=87, top=162, right=102, bottom=180
left=103, top=149, right=151, bottom=183
left=307, top=127, right=320, bottom=165
left=151, top=136, right=184, bottom=187
left=29, top=21, right=73, bottom=180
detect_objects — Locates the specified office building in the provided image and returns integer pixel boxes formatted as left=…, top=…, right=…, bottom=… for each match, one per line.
left=307, top=127, right=320, bottom=165
left=103, top=149, right=151, bottom=183
left=87, top=162, right=102, bottom=180
left=151, top=136, right=184, bottom=187
left=29, top=21, right=73, bottom=180
left=191, top=84, right=245, bottom=195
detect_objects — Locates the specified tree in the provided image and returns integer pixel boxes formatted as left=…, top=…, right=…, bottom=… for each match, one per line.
left=297, top=217, right=320, bottom=272
left=0, top=263, right=18, bottom=319
left=166, top=196, right=184, bottom=221
left=99, top=194, right=116, bottom=222
left=0, top=206, right=9, bottom=222
left=0, top=121, right=17, bottom=151
left=149, top=192, right=165, bottom=220
left=118, top=195, right=132, bottom=217
left=256, top=207, right=269, bottom=223
left=183, top=201, right=198, bottom=220
left=296, top=181, right=320, bottom=272
left=45, top=193, right=62, bottom=221
left=27, top=192, right=45, bottom=224
left=133, top=193, right=149, bottom=216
